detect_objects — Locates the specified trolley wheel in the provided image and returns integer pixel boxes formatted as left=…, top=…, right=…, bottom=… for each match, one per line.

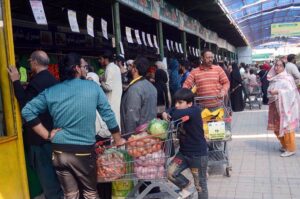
left=225, top=167, right=232, bottom=177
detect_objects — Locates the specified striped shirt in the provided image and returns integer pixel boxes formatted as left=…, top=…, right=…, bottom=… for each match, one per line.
left=22, top=78, right=119, bottom=146
left=183, top=65, right=230, bottom=108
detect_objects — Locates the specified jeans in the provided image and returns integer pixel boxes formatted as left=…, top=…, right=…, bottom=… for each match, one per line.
left=30, top=143, right=63, bottom=199
left=52, top=150, right=99, bottom=199
left=168, top=152, right=208, bottom=199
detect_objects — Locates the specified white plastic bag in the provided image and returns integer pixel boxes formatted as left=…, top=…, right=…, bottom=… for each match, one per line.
left=95, top=111, right=111, bottom=138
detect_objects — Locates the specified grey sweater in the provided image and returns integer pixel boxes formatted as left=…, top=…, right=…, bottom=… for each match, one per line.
left=121, top=78, right=157, bottom=136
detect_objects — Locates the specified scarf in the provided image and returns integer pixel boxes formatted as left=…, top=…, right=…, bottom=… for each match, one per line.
left=267, top=67, right=300, bottom=136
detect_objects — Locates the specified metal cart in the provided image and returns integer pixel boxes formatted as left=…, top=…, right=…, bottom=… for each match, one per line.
left=95, top=117, right=188, bottom=199
left=194, top=96, right=232, bottom=177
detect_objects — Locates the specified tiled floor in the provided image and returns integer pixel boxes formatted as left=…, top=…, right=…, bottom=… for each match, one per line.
left=202, top=106, right=300, bottom=199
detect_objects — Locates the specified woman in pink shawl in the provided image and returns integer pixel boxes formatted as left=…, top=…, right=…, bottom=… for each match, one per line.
left=267, top=59, right=300, bottom=157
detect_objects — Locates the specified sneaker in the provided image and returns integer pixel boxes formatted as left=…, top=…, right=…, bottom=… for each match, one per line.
left=279, top=147, right=286, bottom=152
left=280, top=151, right=296, bottom=157
left=178, top=184, right=195, bottom=199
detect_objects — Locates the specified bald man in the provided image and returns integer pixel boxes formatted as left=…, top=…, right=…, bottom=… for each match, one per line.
left=8, top=50, right=63, bottom=199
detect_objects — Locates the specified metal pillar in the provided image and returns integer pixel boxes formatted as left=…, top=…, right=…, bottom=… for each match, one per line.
left=157, top=21, right=164, bottom=60
left=112, top=1, right=121, bottom=55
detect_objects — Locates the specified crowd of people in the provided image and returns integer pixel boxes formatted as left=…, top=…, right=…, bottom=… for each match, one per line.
left=6, top=49, right=300, bottom=199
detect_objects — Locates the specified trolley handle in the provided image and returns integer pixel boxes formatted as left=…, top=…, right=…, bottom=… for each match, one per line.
left=172, top=115, right=190, bottom=123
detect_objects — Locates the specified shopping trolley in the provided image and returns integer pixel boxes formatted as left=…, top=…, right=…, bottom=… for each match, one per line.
left=244, top=84, right=262, bottom=110
left=194, top=96, right=232, bottom=177
left=95, top=116, right=189, bottom=199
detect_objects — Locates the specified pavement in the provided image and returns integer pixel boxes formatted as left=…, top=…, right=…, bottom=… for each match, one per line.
left=205, top=105, right=300, bottom=199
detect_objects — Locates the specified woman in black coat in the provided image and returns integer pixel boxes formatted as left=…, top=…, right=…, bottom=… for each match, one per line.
left=154, top=69, right=169, bottom=116
left=230, top=63, right=244, bottom=112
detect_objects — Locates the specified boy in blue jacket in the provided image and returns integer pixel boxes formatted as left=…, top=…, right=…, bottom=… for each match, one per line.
left=162, top=88, right=208, bottom=199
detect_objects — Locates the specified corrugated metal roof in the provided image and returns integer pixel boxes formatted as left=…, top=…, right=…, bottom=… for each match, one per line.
left=222, top=0, right=300, bottom=46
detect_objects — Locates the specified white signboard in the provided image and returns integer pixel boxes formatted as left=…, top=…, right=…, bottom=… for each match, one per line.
left=120, top=41, right=125, bottom=55
left=153, top=35, right=159, bottom=48
left=30, top=0, right=47, bottom=25
left=142, top=32, right=147, bottom=46
left=126, top=27, right=134, bottom=43
left=147, top=34, right=153, bottom=47
left=87, top=15, right=94, bottom=37
left=166, top=39, right=171, bottom=51
left=170, top=40, right=174, bottom=51
left=135, top=30, right=142, bottom=45
left=68, top=10, right=80, bottom=32
left=175, top=42, right=179, bottom=52
left=179, top=43, right=183, bottom=53
left=101, top=19, right=108, bottom=39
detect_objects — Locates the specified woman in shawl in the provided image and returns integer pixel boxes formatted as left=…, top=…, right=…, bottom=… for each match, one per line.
left=230, top=63, right=244, bottom=112
left=267, top=59, right=300, bottom=157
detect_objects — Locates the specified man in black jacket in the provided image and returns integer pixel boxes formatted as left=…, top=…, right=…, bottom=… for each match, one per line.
left=8, top=50, right=63, bottom=199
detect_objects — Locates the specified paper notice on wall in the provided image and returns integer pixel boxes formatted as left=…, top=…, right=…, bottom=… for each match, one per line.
left=135, top=30, right=142, bottom=45
left=101, top=18, right=108, bottom=39
left=68, top=10, right=80, bottom=32
left=87, top=15, right=94, bottom=37
left=126, top=27, right=134, bottom=43
left=142, top=32, right=147, bottom=46
left=120, top=41, right=125, bottom=55
left=175, top=42, right=179, bottom=52
left=170, top=40, right=174, bottom=51
left=166, top=39, right=170, bottom=51
left=147, top=34, right=153, bottom=47
left=153, top=35, right=159, bottom=49
left=30, top=0, right=47, bottom=25
left=179, top=43, right=183, bottom=53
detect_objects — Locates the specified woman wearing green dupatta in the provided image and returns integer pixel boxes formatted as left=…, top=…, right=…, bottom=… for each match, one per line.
left=267, top=60, right=300, bottom=157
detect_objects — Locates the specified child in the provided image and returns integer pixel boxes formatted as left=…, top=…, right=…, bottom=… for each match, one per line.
left=162, top=88, right=208, bottom=199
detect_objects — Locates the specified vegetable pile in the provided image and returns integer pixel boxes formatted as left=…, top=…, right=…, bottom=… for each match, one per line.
left=134, top=150, right=165, bottom=179
left=97, top=149, right=127, bottom=181
left=127, top=132, right=162, bottom=158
